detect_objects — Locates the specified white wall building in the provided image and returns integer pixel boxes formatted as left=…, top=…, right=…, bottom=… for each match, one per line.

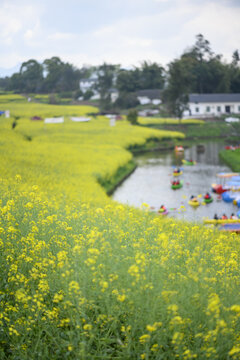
left=186, top=93, right=240, bottom=117
left=136, top=89, right=162, bottom=106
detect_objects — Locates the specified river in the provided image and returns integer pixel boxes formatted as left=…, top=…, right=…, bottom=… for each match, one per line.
left=113, top=141, right=238, bottom=222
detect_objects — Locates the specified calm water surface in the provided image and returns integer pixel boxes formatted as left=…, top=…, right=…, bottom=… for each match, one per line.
left=113, top=142, right=237, bottom=222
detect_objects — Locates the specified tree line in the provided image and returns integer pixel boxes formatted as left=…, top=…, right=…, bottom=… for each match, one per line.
left=0, top=34, right=239, bottom=114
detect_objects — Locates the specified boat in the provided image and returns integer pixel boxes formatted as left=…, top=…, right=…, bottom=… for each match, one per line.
left=175, top=145, right=184, bottom=153
left=171, top=180, right=183, bottom=190
left=219, top=223, right=240, bottom=233
left=222, top=191, right=237, bottom=203
left=188, top=199, right=200, bottom=207
left=211, top=184, right=228, bottom=194
left=212, top=173, right=240, bottom=194
left=203, top=196, right=213, bottom=204
left=182, top=159, right=196, bottom=166
left=204, top=219, right=240, bottom=224
left=172, top=171, right=183, bottom=177
left=158, top=208, right=168, bottom=215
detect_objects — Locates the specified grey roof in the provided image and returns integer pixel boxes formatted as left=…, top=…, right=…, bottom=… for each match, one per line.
left=136, top=89, right=161, bottom=99
left=189, top=93, right=240, bottom=103
left=80, top=78, right=96, bottom=83
left=108, top=88, right=119, bottom=93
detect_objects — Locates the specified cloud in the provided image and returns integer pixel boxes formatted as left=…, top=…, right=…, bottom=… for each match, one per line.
left=0, top=0, right=239, bottom=70
left=0, top=1, right=44, bottom=48
left=48, top=32, right=76, bottom=41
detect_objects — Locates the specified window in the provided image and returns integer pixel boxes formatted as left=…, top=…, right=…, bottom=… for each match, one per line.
left=217, top=106, right=221, bottom=112
left=206, top=106, right=210, bottom=112
left=195, top=107, right=199, bottom=113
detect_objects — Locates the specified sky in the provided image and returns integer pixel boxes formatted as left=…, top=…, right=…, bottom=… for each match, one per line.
left=0, top=0, right=240, bottom=76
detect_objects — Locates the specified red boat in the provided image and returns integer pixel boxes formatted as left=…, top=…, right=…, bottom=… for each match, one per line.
left=212, top=184, right=228, bottom=194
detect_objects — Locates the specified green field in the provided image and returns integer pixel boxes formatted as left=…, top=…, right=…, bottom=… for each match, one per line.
left=0, top=96, right=240, bottom=359
left=219, top=148, right=240, bottom=172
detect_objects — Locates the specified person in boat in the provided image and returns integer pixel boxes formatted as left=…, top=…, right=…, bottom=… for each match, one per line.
left=222, top=214, right=228, bottom=220
left=176, top=180, right=180, bottom=185
left=214, top=214, right=218, bottom=220
left=204, top=192, right=211, bottom=199
left=230, top=213, right=238, bottom=220
left=160, top=205, right=166, bottom=212
left=173, top=168, right=180, bottom=173
left=190, top=195, right=198, bottom=202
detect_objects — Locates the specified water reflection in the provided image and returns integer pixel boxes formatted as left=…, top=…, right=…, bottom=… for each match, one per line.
left=113, top=142, right=237, bottom=222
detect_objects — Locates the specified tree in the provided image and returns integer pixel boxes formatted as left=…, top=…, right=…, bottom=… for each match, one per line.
left=174, top=95, right=189, bottom=121
left=116, top=62, right=165, bottom=93
left=164, top=34, right=234, bottom=115
left=127, top=109, right=138, bottom=125
left=116, top=69, right=138, bottom=93
left=8, top=73, right=23, bottom=92
left=138, top=61, right=165, bottom=90
left=95, top=63, right=120, bottom=110
left=115, top=92, right=140, bottom=109
left=43, top=57, right=64, bottom=92
left=229, top=50, right=240, bottom=93
left=163, top=56, right=196, bottom=115
left=20, top=59, right=43, bottom=93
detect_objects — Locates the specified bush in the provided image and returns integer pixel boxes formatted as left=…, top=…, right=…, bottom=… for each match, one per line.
left=115, top=92, right=140, bottom=109
left=127, top=109, right=138, bottom=125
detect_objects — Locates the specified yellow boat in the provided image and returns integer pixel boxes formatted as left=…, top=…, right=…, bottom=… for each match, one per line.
left=204, top=219, right=240, bottom=224
left=173, top=171, right=183, bottom=177
left=188, top=200, right=200, bottom=207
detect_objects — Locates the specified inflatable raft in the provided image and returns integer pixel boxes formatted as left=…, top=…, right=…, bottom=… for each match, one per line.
left=182, top=159, right=196, bottom=166
left=171, top=180, right=183, bottom=190
left=204, top=219, right=240, bottom=224
left=219, top=223, right=240, bottom=233
left=188, top=200, right=200, bottom=207
left=203, top=197, right=213, bottom=204
left=158, top=209, right=168, bottom=215
left=173, top=171, right=183, bottom=177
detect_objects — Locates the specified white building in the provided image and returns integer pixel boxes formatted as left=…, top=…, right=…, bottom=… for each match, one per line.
left=79, top=78, right=96, bottom=93
left=136, top=89, right=162, bottom=106
left=79, top=73, right=100, bottom=99
left=186, top=93, right=240, bottom=117
left=108, top=88, right=119, bottom=103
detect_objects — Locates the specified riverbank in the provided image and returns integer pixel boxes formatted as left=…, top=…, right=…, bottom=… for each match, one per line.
left=97, top=159, right=137, bottom=195
left=141, top=119, right=240, bottom=141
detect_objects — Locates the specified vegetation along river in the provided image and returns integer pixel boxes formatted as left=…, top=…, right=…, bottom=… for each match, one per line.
left=113, top=141, right=238, bottom=222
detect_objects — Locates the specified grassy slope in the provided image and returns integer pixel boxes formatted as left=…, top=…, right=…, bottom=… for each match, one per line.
left=219, top=148, right=240, bottom=172
left=140, top=118, right=240, bottom=139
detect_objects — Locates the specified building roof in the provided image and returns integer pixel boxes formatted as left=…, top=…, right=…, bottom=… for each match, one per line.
left=189, top=93, right=240, bottom=103
left=136, top=89, right=161, bottom=100
left=80, top=78, right=96, bottom=84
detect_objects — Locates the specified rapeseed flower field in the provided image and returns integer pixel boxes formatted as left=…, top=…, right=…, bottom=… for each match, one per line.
left=138, top=117, right=205, bottom=125
left=0, top=96, right=240, bottom=359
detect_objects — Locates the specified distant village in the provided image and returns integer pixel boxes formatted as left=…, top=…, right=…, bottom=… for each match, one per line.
left=0, top=34, right=240, bottom=119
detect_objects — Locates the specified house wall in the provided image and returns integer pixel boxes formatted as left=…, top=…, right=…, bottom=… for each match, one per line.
left=137, top=96, right=151, bottom=105
left=189, top=101, right=240, bottom=116
left=137, top=96, right=161, bottom=105
left=79, top=80, right=93, bottom=93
